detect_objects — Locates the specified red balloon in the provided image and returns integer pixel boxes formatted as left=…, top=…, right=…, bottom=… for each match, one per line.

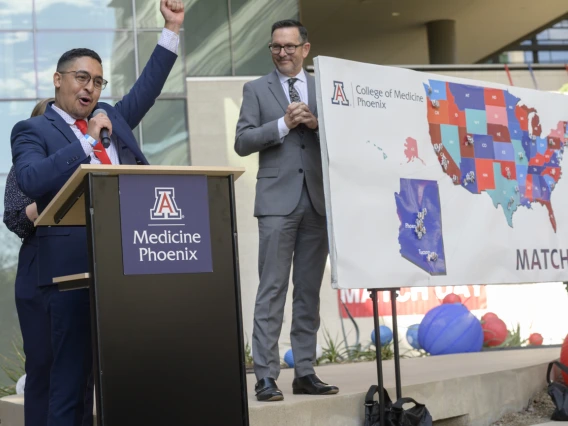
left=482, top=318, right=508, bottom=347
left=561, top=335, right=568, bottom=383
left=481, top=312, right=499, bottom=323
left=442, top=293, right=462, bottom=304
left=528, top=333, right=543, bottom=346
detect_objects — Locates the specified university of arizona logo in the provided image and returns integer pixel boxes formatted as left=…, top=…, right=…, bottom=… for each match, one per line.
left=150, top=187, right=183, bottom=220
left=331, top=81, right=350, bottom=106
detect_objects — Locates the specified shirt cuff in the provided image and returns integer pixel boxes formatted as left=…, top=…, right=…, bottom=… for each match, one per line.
left=80, top=136, right=95, bottom=156
left=158, top=28, right=180, bottom=54
left=278, top=117, right=291, bottom=139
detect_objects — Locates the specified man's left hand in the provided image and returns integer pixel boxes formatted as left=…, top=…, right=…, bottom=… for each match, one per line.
left=161, top=0, right=185, bottom=34
left=288, top=103, right=318, bottom=130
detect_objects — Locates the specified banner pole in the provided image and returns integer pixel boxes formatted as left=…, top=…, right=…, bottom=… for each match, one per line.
left=370, top=289, right=385, bottom=425
left=390, top=288, right=402, bottom=400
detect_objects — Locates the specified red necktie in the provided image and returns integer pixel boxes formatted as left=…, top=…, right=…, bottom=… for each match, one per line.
left=74, top=119, right=112, bottom=165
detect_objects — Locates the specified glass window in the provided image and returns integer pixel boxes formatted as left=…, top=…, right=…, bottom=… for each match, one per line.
left=137, top=32, right=185, bottom=95
left=35, top=0, right=133, bottom=29
left=231, top=0, right=300, bottom=76
left=0, top=0, right=33, bottom=29
left=551, top=51, right=568, bottom=62
left=36, top=31, right=136, bottom=99
left=538, top=51, right=552, bottom=63
left=182, top=0, right=232, bottom=76
left=0, top=101, right=37, bottom=174
left=0, top=33, right=36, bottom=99
left=139, top=100, right=189, bottom=165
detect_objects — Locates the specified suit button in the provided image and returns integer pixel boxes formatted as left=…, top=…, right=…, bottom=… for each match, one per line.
left=301, top=145, right=305, bottom=149
left=299, top=169, right=303, bottom=173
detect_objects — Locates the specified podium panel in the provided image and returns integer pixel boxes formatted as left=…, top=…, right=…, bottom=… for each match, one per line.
left=84, top=174, right=248, bottom=425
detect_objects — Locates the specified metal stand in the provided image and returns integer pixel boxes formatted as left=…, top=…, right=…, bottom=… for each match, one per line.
left=369, top=288, right=403, bottom=424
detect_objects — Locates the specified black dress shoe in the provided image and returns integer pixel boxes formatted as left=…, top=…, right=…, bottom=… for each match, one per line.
left=292, top=374, right=339, bottom=395
left=255, top=377, right=284, bottom=402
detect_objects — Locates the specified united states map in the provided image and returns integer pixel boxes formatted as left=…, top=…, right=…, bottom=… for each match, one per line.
left=423, top=79, right=568, bottom=232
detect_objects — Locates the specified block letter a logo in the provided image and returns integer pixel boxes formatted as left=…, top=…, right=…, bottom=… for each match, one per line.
left=331, top=81, right=350, bottom=106
left=151, top=188, right=183, bottom=220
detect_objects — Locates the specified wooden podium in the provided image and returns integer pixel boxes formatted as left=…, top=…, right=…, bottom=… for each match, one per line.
left=36, top=165, right=249, bottom=426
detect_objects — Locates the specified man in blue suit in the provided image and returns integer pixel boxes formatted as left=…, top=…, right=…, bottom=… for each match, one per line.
left=10, top=1, right=185, bottom=424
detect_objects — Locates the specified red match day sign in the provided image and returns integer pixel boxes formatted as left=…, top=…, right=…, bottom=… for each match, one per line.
left=337, top=285, right=487, bottom=317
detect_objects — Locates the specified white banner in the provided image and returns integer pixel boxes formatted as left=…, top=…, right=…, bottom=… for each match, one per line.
left=314, top=56, right=568, bottom=289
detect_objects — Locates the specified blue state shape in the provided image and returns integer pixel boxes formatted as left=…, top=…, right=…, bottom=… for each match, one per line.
left=460, top=157, right=479, bottom=193
left=494, top=142, right=515, bottom=161
left=529, top=165, right=545, bottom=175
left=425, top=80, right=447, bottom=101
left=537, top=175, right=551, bottom=201
left=440, top=124, right=461, bottom=165
left=516, top=165, right=528, bottom=189
left=473, top=134, right=495, bottom=159
left=486, top=163, right=520, bottom=227
left=520, top=197, right=532, bottom=208
left=449, top=83, right=485, bottom=110
left=507, top=119, right=523, bottom=140
left=521, top=131, right=533, bottom=160
left=545, top=151, right=561, bottom=167
left=504, top=90, right=521, bottom=110
left=394, top=179, right=446, bottom=276
left=543, top=174, right=557, bottom=191
left=536, top=137, right=547, bottom=155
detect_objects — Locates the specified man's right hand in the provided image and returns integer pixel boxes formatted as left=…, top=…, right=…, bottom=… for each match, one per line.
left=87, top=113, right=113, bottom=142
left=284, top=102, right=303, bottom=129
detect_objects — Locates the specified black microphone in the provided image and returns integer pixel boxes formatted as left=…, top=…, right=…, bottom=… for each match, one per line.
left=92, top=108, right=111, bottom=148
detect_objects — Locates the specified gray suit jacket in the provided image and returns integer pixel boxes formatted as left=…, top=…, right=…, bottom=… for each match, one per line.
left=235, top=70, right=325, bottom=217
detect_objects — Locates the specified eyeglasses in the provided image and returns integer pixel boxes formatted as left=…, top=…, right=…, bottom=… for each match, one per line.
left=58, top=70, right=108, bottom=91
left=268, top=43, right=305, bottom=54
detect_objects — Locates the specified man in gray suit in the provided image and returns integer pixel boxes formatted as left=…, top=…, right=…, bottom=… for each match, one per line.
left=235, top=19, right=338, bottom=402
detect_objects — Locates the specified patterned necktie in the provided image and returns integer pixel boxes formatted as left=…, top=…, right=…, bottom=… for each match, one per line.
left=288, top=78, right=301, bottom=103
left=74, top=119, right=112, bottom=165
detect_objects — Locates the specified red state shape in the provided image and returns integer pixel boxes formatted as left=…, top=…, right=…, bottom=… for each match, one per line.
left=549, top=121, right=567, bottom=143
left=536, top=199, right=557, bottom=232
left=438, top=145, right=461, bottom=184
left=475, top=159, right=496, bottom=191
left=515, top=106, right=530, bottom=131
left=531, top=113, right=542, bottom=137
left=427, top=99, right=449, bottom=125
left=499, top=161, right=517, bottom=180
left=529, top=153, right=546, bottom=167
left=545, top=136, right=562, bottom=151
left=487, top=123, right=511, bottom=142
left=525, top=175, right=534, bottom=201
left=543, top=149, right=554, bottom=163
left=459, top=126, right=475, bottom=158
left=543, top=166, right=561, bottom=182
left=446, top=83, right=467, bottom=127
left=429, top=123, right=442, bottom=145
left=484, top=88, right=506, bottom=107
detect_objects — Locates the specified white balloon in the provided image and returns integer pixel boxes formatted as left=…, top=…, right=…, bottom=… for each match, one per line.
left=16, top=374, right=26, bottom=395
left=316, top=344, right=323, bottom=359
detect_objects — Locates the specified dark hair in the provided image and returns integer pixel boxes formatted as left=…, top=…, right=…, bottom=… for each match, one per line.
left=271, top=19, right=308, bottom=43
left=31, top=98, right=54, bottom=118
left=56, top=48, right=102, bottom=72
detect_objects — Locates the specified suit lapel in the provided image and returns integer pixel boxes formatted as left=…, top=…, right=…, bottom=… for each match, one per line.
left=44, top=103, right=79, bottom=145
left=268, top=70, right=289, bottom=113
left=104, top=107, right=148, bottom=165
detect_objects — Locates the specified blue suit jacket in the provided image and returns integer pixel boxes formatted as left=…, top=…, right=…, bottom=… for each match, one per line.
left=11, top=44, right=177, bottom=286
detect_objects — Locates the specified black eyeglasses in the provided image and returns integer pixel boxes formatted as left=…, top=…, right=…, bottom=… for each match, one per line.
left=268, top=43, right=305, bottom=54
left=58, top=70, right=108, bottom=91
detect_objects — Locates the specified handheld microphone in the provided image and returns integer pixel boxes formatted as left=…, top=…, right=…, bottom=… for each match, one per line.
left=92, top=108, right=111, bottom=148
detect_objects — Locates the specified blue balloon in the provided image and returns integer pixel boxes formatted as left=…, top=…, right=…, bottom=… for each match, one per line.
left=418, top=304, right=483, bottom=355
left=371, top=325, right=393, bottom=346
left=406, top=324, right=422, bottom=350
left=284, top=349, right=294, bottom=367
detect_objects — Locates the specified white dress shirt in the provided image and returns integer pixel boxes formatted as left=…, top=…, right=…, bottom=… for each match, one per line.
left=51, top=28, right=180, bottom=165
left=276, top=68, right=308, bottom=139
